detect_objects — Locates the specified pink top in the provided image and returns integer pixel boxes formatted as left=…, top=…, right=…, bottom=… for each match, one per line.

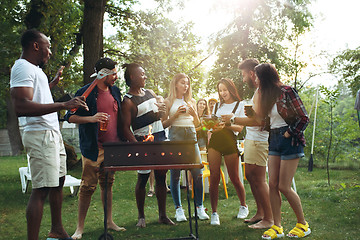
left=97, top=88, right=120, bottom=147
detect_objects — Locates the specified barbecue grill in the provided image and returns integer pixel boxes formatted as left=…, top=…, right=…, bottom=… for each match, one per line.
left=99, top=140, right=202, bottom=240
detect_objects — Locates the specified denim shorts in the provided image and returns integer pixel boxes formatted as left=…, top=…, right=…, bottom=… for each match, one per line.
left=268, top=126, right=304, bottom=160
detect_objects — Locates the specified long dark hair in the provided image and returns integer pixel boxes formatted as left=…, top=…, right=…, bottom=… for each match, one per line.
left=255, top=63, right=282, bottom=117
left=216, top=78, right=241, bottom=105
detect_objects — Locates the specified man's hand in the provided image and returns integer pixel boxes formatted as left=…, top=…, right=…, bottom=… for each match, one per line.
left=49, top=66, right=65, bottom=89
left=64, top=96, right=88, bottom=111
left=92, top=112, right=109, bottom=123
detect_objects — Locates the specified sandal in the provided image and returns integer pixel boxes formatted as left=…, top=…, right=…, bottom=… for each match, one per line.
left=262, top=225, right=284, bottom=239
left=287, top=222, right=311, bottom=238
left=147, top=190, right=154, bottom=197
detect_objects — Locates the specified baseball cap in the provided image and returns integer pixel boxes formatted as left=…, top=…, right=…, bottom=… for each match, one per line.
left=94, top=57, right=117, bottom=72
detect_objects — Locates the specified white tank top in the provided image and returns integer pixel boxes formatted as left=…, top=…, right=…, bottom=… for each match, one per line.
left=269, top=103, right=287, bottom=129
left=169, top=99, right=194, bottom=127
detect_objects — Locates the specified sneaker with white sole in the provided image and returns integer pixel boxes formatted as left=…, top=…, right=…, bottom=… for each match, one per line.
left=175, top=207, right=187, bottom=222
left=211, top=212, right=220, bottom=225
left=237, top=205, right=249, bottom=219
left=193, top=205, right=210, bottom=220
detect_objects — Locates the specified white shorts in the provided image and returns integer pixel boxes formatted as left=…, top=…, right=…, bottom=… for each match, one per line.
left=23, top=130, right=67, bottom=189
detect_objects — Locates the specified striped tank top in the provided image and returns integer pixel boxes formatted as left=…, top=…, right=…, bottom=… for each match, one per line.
left=124, top=89, right=165, bottom=139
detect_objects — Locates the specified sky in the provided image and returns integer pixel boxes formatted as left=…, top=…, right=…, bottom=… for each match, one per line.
left=107, top=0, right=360, bottom=88
left=175, top=0, right=360, bottom=87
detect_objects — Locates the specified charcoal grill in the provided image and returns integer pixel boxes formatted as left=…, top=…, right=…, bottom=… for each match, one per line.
left=103, top=140, right=200, bottom=170
left=99, top=140, right=202, bottom=240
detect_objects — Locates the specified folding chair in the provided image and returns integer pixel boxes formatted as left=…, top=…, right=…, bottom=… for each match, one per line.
left=19, top=154, right=81, bottom=196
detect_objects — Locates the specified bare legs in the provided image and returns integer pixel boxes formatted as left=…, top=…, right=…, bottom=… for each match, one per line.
left=147, top=170, right=155, bottom=196
left=136, top=171, right=174, bottom=228
left=245, top=164, right=273, bottom=229
left=263, top=155, right=306, bottom=237
left=135, top=173, right=148, bottom=227
left=27, top=176, right=69, bottom=240
left=72, top=152, right=124, bottom=239
left=208, top=148, right=246, bottom=213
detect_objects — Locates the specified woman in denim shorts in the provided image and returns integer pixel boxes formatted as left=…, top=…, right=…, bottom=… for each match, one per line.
left=254, top=63, right=311, bottom=239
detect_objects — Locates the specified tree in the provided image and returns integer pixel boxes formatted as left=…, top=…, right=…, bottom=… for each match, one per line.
left=107, top=8, right=205, bottom=97
left=320, top=86, right=339, bottom=185
left=329, top=46, right=360, bottom=96
left=207, top=0, right=313, bottom=98
left=0, top=0, right=27, bottom=155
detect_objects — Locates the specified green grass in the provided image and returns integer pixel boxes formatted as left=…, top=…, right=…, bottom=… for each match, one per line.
left=1, top=155, right=359, bottom=240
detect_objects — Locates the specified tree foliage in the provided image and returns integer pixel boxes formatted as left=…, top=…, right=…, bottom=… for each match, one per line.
left=207, top=0, right=313, bottom=99
left=329, top=46, right=360, bottom=97
left=0, top=0, right=27, bottom=128
left=303, top=84, right=360, bottom=170
left=106, top=8, right=205, bottom=97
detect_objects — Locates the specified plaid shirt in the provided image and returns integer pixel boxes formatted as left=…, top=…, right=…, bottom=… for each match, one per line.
left=276, top=85, right=309, bottom=146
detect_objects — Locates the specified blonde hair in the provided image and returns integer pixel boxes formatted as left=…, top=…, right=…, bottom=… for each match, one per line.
left=167, top=73, right=192, bottom=107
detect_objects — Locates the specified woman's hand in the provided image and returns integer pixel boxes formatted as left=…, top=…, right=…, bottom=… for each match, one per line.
left=221, top=114, right=234, bottom=126
left=211, top=121, right=225, bottom=132
left=283, top=131, right=291, bottom=138
left=187, top=104, right=197, bottom=117
left=173, top=105, right=186, bottom=118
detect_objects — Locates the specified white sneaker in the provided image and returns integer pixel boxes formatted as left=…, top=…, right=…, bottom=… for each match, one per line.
left=211, top=212, right=220, bottom=225
left=175, top=207, right=187, bottom=222
left=194, top=205, right=210, bottom=220
left=237, top=205, right=249, bottom=219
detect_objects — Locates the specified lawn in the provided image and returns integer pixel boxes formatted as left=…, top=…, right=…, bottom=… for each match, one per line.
left=0, top=155, right=359, bottom=240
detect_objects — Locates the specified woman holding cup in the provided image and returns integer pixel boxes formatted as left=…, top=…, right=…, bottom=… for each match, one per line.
left=207, top=78, right=248, bottom=225
left=222, top=63, right=310, bottom=239
left=162, top=73, right=209, bottom=222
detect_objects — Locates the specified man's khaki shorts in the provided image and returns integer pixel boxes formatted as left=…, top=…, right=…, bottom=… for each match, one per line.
left=80, top=148, right=115, bottom=192
left=23, top=130, right=67, bottom=189
left=244, top=139, right=269, bottom=167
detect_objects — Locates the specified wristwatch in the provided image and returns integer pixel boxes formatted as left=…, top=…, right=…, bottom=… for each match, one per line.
left=230, top=115, right=236, bottom=124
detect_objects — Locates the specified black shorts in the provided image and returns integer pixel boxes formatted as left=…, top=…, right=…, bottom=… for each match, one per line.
left=208, top=128, right=239, bottom=156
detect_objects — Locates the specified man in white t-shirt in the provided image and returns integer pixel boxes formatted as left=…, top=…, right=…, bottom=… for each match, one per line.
left=237, top=59, right=273, bottom=229
left=10, top=29, right=87, bottom=240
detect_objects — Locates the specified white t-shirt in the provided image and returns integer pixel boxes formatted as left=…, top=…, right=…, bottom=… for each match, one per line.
left=245, top=91, right=269, bottom=141
left=10, top=59, right=60, bottom=132
left=212, top=101, right=244, bottom=118
left=213, top=101, right=244, bottom=134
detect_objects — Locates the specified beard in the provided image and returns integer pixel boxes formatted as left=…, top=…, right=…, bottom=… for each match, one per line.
left=246, top=78, right=255, bottom=89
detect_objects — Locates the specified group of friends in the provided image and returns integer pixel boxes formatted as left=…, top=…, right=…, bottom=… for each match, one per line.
left=10, top=29, right=311, bottom=240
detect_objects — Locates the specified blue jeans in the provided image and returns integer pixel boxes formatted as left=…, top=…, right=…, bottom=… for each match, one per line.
left=169, top=126, right=204, bottom=208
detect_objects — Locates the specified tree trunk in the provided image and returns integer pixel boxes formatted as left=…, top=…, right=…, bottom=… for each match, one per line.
left=83, top=0, right=107, bottom=85
left=6, top=97, right=23, bottom=156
